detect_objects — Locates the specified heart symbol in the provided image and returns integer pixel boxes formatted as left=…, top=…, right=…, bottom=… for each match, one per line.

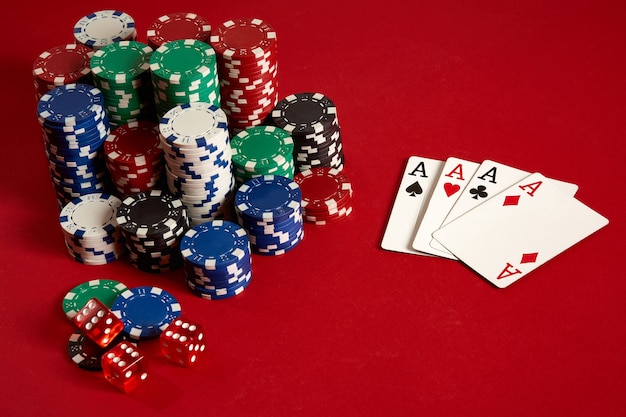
left=444, top=182, right=461, bottom=197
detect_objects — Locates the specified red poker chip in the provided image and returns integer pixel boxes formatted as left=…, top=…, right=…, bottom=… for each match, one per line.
left=104, top=121, right=163, bottom=166
left=294, top=167, right=353, bottom=214
left=146, top=12, right=212, bottom=49
left=33, top=44, right=94, bottom=86
left=210, top=18, right=277, bottom=60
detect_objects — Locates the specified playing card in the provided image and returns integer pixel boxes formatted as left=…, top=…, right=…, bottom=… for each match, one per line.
left=428, top=160, right=579, bottom=253
left=381, top=156, right=444, bottom=255
left=431, top=172, right=609, bottom=288
left=411, top=156, right=479, bottom=259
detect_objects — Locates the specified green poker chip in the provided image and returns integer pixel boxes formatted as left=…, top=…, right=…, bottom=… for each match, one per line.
left=62, top=279, right=129, bottom=320
left=230, top=126, right=294, bottom=173
left=149, top=39, right=216, bottom=83
left=90, top=41, right=153, bottom=83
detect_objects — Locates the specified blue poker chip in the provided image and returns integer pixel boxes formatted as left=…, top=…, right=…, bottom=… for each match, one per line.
left=111, top=286, right=181, bottom=339
left=235, top=175, right=302, bottom=222
left=180, top=220, right=250, bottom=270
left=37, top=83, right=106, bottom=127
left=186, top=272, right=252, bottom=300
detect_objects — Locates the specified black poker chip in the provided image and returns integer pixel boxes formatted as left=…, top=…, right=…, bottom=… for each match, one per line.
left=116, top=189, right=189, bottom=272
left=67, top=330, right=134, bottom=371
left=270, top=92, right=344, bottom=173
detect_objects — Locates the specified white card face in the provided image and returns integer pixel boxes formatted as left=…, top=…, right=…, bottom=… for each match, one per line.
left=428, top=160, right=580, bottom=253
left=381, top=156, right=444, bottom=255
left=431, top=172, right=609, bottom=288
left=411, top=156, right=479, bottom=259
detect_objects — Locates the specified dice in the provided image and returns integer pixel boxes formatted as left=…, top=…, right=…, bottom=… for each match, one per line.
left=72, top=298, right=124, bottom=348
left=101, top=341, right=148, bottom=393
left=160, top=318, right=206, bottom=367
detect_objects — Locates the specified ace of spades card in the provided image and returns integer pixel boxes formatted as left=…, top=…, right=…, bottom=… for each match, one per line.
left=431, top=173, right=609, bottom=288
left=381, top=156, right=444, bottom=255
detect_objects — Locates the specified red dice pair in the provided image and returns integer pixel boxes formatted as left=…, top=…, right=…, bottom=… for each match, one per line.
left=72, top=298, right=148, bottom=393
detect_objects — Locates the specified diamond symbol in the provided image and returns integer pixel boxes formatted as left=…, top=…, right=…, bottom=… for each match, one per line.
left=520, top=252, right=538, bottom=264
left=503, top=195, right=520, bottom=206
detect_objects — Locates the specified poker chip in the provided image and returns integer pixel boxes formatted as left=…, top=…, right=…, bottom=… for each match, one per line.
left=230, top=125, right=294, bottom=184
left=210, top=18, right=279, bottom=133
left=270, top=92, right=344, bottom=172
left=149, top=39, right=220, bottom=118
left=294, top=167, right=353, bottom=224
left=180, top=220, right=253, bottom=299
left=62, top=279, right=129, bottom=320
left=32, top=44, right=94, bottom=101
left=146, top=12, right=211, bottom=49
left=37, top=83, right=111, bottom=208
left=59, top=193, right=125, bottom=264
left=111, top=286, right=182, bottom=339
left=67, top=330, right=134, bottom=371
left=73, top=10, right=137, bottom=50
left=159, top=102, right=235, bottom=226
left=104, top=121, right=164, bottom=196
left=116, top=190, right=189, bottom=272
left=234, top=175, right=304, bottom=255
left=90, top=41, right=156, bottom=128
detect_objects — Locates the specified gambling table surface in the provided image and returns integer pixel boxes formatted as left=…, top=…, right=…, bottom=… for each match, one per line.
left=2, top=1, right=625, bottom=416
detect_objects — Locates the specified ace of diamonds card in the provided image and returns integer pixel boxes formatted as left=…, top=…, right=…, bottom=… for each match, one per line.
left=431, top=173, right=609, bottom=288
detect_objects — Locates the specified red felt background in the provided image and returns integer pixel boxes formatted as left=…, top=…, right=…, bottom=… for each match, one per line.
left=1, top=1, right=625, bottom=416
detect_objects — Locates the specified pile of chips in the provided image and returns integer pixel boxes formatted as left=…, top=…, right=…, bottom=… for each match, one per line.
left=271, top=92, right=344, bottom=172
left=32, top=44, right=94, bottom=100
left=115, top=190, right=189, bottom=273
left=230, top=125, right=295, bottom=184
left=59, top=193, right=126, bottom=265
left=90, top=41, right=156, bottom=128
left=159, top=102, right=236, bottom=226
left=37, top=83, right=110, bottom=209
left=234, top=175, right=304, bottom=255
left=210, top=18, right=279, bottom=133
left=73, top=10, right=137, bottom=50
left=146, top=12, right=211, bottom=49
left=181, top=220, right=253, bottom=299
left=294, top=168, right=353, bottom=224
left=149, top=39, right=220, bottom=118
left=103, top=121, right=164, bottom=196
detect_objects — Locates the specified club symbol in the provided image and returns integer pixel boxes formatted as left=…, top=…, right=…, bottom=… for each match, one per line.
left=469, top=185, right=488, bottom=200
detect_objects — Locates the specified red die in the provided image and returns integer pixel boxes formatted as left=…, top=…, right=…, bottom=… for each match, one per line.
left=160, top=318, right=206, bottom=367
left=72, top=298, right=124, bottom=348
left=101, top=341, right=148, bottom=393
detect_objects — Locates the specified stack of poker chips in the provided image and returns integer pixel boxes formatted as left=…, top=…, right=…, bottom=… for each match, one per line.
left=149, top=39, right=220, bottom=118
left=159, top=102, right=236, bottom=226
left=234, top=175, right=304, bottom=255
left=59, top=193, right=126, bottom=265
left=103, top=121, right=164, bottom=196
left=210, top=18, right=279, bottom=133
left=36, top=83, right=110, bottom=210
left=270, top=92, right=344, bottom=172
left=180, top=220, right=253, bottom=300
left=230, top=126, right=295, bottom=185
left=146, top=12, right=211, bottom=50
left=294, top=167, right=353, bottom=224
left=32, top=44, right=94, bottom=101
left=90, top=41, right=156, bottom=129
left=115, top=190, right=189, bottom=273
left=73, top=10, right=137, bottom=50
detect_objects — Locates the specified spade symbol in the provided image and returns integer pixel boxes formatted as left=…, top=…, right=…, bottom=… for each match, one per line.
left=405, top=181, right=423, bottom=197
left=469, top=185, right=488, bottom=200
